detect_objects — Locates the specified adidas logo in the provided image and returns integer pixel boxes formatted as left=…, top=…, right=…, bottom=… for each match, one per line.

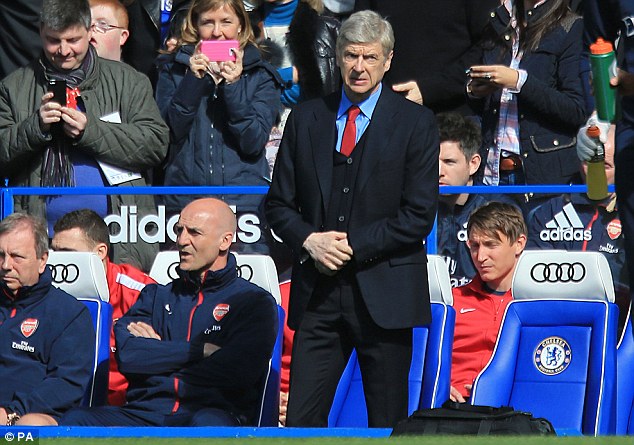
left=539, top=203, right=592, bottom=242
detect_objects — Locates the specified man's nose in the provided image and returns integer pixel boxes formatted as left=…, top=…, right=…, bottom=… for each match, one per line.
left=58, top=41, right=70, bottom=55
left=353, top=56, right=364, bottom=72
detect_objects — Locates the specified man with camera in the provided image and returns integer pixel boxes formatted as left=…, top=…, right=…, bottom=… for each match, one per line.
left=0, top=0, right=168, bottom=271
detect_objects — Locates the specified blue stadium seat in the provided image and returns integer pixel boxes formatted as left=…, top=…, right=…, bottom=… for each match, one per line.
left=149, top=251, right=283, bottom=425
left=617, top=304, right=634, bottom=435
left=470, top=250, right=618, bottom=436
left=47, top=251, right=112, bottom=407
left=327, top=255, right=455, bottom=427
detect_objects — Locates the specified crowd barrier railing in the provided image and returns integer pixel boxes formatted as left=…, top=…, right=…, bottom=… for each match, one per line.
left=0, top=183, right=615, bottom=255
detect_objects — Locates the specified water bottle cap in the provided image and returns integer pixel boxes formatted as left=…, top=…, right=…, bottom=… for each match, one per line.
left=590, top=38, right=614, bottom=55
left=586, top=125, right=601, bottom=138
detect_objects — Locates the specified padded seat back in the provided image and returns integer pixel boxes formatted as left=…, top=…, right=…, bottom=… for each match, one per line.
left=470, top=250, right=618, bottom=436
left=47, top=251, right=112, bottom=406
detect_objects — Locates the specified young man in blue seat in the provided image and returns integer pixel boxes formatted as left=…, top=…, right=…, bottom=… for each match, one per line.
left=60, top=198, right=278, bottom=426
left=450, top=202, right=527, bottom=403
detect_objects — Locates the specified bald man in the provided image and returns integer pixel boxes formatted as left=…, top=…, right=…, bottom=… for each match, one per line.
left=61, top=198, right=279, bottom=427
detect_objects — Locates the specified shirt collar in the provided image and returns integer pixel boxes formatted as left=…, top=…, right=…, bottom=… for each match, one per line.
left=337, top=83, right=383, bottom=120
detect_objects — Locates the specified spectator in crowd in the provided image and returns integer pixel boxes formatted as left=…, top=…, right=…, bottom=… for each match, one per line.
left=121, top=0, right=190, bottom=86
left=468, top=0, right=586, bottom=192
left=354, top=0, right=499, bottom=114
left=450, top=201, right=527, bottom=402
left=60, top=198, right=279, bottom=426
left=531, top=124, right=631, bottom=332
left=0, top=1, right=43, bottom=79
left=582, top=0, right=634, bottom=331
left=51, top=209, right=156, bottom=406
left=0, top=0, right=169, bottom=272
left=437, top=113, right=485, bottom=288
left=155, top=0, right=282, bottom=253
left=0, top=213, right=95, bottom=426
left=265, top=11, right=439, bottom=427
left=89, top=0, right=130, bottom=61
left=254, top=0, right=340, bottom=108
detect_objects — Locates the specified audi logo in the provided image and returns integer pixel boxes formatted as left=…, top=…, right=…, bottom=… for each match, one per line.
left=530, top=262, right=586, bottom=283
left=237, top=264, right=254, bottom=282
left=49, top=263, right=80, bottom=284
left=168, top=262, right=179, bottom=280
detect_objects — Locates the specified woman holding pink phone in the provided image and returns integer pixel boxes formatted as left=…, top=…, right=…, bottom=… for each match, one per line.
left=155, top=0, right=283, bottom=254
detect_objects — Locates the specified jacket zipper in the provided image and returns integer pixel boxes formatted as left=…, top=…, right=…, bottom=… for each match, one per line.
left=171, top=282, right=205, bottom=413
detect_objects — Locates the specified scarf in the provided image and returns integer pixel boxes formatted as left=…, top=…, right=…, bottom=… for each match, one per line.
left=40, top=45, right=96, bottom=187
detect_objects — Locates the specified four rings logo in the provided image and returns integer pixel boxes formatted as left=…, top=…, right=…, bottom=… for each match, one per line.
left=237, top=264, right=254, bottom=282
left=530, top=262, right=586, bottom=283
left=49, top=263, right=80, bottom=284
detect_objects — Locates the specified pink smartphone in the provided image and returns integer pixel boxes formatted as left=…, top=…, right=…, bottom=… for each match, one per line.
left=200, top=40, right=238, bottom=62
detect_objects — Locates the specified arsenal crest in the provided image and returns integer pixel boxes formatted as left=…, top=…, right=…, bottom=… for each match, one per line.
left=607, top=219, right=622, bottom=240
left=213, top=304, right=230, bottom=321
left=21, top=318, right=39, bottom=338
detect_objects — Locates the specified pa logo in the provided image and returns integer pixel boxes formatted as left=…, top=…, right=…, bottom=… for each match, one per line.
left=534, top=336, right=572, bottom=375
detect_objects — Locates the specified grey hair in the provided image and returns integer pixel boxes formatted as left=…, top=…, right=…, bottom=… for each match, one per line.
left=41, top=0, right=92, bottom=31
left=0, top=213, right=49, bottom=257
left=336, top=10, right=395, bottom=59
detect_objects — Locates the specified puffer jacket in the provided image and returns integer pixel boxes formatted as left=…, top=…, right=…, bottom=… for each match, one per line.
left=155, top=43, right=283, bottom=215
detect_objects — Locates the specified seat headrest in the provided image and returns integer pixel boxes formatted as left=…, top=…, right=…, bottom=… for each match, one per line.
left=427, top=255, right=453, bottom=305
left=234, top=253, right=281, bottom=304
left=149, top=251, right=180, bottom=285
left=512, top=250, right=615, bottom=303
left=149, top=252, right=282, bottom=304
left=47, top=251, right=109, bottom=302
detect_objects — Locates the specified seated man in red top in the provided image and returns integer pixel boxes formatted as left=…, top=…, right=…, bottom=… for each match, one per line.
left=450, top=201, right=527, bottom=402
left=51, top=209, right=155, bottom=405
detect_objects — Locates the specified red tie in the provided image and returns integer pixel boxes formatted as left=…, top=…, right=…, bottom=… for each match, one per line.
left=341, top=105, right=361, bottom=157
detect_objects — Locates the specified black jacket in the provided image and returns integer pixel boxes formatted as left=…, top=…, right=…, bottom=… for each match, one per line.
left=265, top=87, right=439, bottom=330
left=474, top=3, right=587, bottom=185
left=287, top=2, right=341, bottom=100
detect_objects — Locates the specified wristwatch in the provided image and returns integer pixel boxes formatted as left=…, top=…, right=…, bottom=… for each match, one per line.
left=6, top=411, right=20, bottom=426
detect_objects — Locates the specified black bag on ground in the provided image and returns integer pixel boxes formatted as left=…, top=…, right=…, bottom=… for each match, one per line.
left=391, top=401, right=556, bottom=436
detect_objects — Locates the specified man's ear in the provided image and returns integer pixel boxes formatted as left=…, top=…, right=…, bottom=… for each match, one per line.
left=219, top=232, right=234, bottom=252
left=94, top=242, right=109, bottom=261
left=469, top=153, right=482, bottom=176
left=515, top=233, right=527, bottom=256
left=38, top=250, right=49, bottom=275
left=119, top=29, right=130, bottom=47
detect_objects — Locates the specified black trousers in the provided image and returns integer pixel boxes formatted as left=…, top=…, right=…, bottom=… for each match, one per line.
left=286, top=277, right=413, bottom=428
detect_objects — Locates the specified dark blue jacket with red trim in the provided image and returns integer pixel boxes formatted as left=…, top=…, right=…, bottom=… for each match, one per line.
left=114, top=253, right=278, bottom=424
left=0, top=267, right=95, bottom=420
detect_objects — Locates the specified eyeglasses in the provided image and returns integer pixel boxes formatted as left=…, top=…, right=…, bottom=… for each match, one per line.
left=91, top=20, right=125, bottom=34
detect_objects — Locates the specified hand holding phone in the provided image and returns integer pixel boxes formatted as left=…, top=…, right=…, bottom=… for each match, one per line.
left=200, top=40, right=238, bottom=62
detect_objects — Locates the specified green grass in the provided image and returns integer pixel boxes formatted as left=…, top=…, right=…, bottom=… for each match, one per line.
left=39, top=437, right=633, bottom=445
